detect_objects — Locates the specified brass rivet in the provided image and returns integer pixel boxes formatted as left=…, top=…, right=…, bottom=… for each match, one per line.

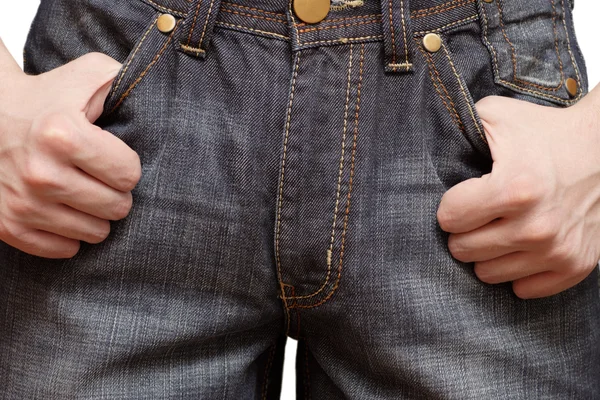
left=423, top=33, right=442, bottom=53
left=483, top=0, right=494, bottom=3
left=157, top=14, right=176, bottom=34
left=294, top=0, right=331, bottom=24
left=566, top=77, right=578, bottom=97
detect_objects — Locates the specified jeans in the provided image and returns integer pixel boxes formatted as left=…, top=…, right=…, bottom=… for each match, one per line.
left=1, top=0, right=598, bottom=398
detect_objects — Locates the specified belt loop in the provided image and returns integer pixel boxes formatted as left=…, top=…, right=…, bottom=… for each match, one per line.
left=380, top=0, right=415, bottom=73
left=178, top=0, right=223, bottom=58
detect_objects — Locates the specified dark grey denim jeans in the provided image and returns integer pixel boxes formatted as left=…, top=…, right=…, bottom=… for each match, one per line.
left=1, top=0, right=598, bottom=398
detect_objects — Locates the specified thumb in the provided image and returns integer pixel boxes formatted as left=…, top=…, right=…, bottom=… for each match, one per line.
left=44, top=52, right=122, bottom=122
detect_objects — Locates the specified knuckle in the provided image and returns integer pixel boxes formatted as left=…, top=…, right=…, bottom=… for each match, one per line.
left=501, top=176, right=542, bottom=209
left=58, top=241, right=81, bottom=259
left=33, top=114, right=76, bottom=153
left=437, top=207, right=456, bottom=232
left=512, top=281, right=533, bottom=300
left=111, top=195, right=133, bottom=220
left=522, top=218, right=559, bottom=244
left=447, top=236, right=471, bottom=262
left=474, top=263, right=498, bottom=284
left=5, top=195, right=35, bottom=218
left=88, top=221, right=111, bottom=244
left=22, top=161, right=57, bottom=189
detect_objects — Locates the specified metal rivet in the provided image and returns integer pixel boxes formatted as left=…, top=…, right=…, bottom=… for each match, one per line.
left=423, top=33, right=442, bottom=53
left=157, top=14, right=176, bottom=34
left=294, top=0, right=331, bottom=24
left=566, top=77, right=578, bottom=97
left=483, top=0, right=494, bottom=3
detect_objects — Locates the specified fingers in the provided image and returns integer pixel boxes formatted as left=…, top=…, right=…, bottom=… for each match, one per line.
left=473, top=251, right=551, bottom=284
left=23, top=203, right=111, bottom=244
left=0, top=222, right=81, bottom=259
left=437, top=174, right=505, bottom=233
left=512, top=270, right=589, bottom=299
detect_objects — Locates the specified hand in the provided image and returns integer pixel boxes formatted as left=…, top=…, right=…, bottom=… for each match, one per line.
left=0, top=52, right=142, bottom=259
left=437, top=94, right=600, bottom=299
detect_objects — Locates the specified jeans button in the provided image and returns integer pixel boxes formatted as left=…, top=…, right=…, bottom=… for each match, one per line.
left=423, top=33, right=442, bottom=53
left=566, top=77, right=578, bottom=97
left=157, top=14, right=177, bottom=33
left=294, top=0, right=331, bottom=24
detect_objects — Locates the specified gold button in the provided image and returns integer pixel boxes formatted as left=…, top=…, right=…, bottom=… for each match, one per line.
left=294, top=0, right=331, bottom=24
left=566, top=77, right=578, bottom=97
left=423, top=33, right=442, bottom=53
left=483, top=0, right=494, bottom=3
left=157, top=14, right=177, bottom=34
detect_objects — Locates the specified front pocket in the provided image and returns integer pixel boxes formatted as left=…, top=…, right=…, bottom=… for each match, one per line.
left=478, top=0, right=583, bottom=105
left=417, top=36, right=490, bottom=159
left=102, top=12, right=182, bottom=116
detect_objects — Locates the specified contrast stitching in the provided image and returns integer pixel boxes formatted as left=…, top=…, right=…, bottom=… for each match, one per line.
left=388, top=62, right=413, bottom=69
left=399, top=0, right=410, bottom=68
left=297, top=19, right=380, bottom=33
left=110, top=16, right=159, bottom=100
left=412, top=0, right=475, bottom=18
left=289, top=0, right=301, bottom=47
left=261, top=343, right=277, bottom=400
left=186, top=0, right=204, bottom=45
left=440, top=42, right=487, bottom=144
left=222, top=2, right=286, bottom=18
left=180, top=44, right=207, bottom=54
left=301, top=35, right=383, bottom=46
left=275, top=52, right=301, bottom=318
left=109, top=20, right=180, bottom=114
left=414, top=15, right=477, bottom=35
left=144, top=0, right=187, bottom=17
left=388, top=0, right=397, bottom=64
left=198, top=0, right=217, bottom=49
left=296, top=14, right=381, bottom=26
left=293, top=43, right=364, bottom=309
left=417, top=44, right=465, bottom=133
left=496, top=0, right=563, bottom=91
left=215, top=22, right=289, bottom=40
left=288, top=44, right=354, bottom=301
left=480, top=5, right=576, bottom=104
left=559, top=0, right=582, bottom=97
left=220, top=8, right=287, bottom=23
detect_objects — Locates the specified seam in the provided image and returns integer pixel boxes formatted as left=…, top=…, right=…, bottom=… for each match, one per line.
left=296, top=14, right=381, bottom=26
left=220, top=8, right=287, bottom=23
left=186, top=0, right=204, bottom=45
left=417, top=44, right=465, bottom=133
left=301, top=36, right=383, bottom=46
left=388, top=0, right=397, bottom=64
left=275, top=53, right=301, bottom=324
left=110, top=16, right=159, bottom=100
left=480, top=5, right=577, bottom=104
left=496, top=0, right=563, bottom=91
left=297, top=19, right=380, bottom=33
left=215, top=22, right=289, bottom=40
left=440, top=41, right=487, bottom=144
left=198, top=0, right=216, bottom=49
left=559, top=0, right=582, bottom=97
left=412, top=0, right=475, bottom=18
left=292, top=43, right=364, bottom=310
left=399, top=0, right=410, bottom=67
left=414, top=15, right=478, bottom=35
left=288, top=44, right=354, bottom=301
left=109, top=20, right=180, bottom=115
left=144, top=0, right=187, bottom=17
left=261, top=343, right=277, bottom=400
left=222, top=2, right=286, bottom=18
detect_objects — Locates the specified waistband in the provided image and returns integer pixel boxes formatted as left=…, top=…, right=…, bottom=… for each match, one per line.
left=141, top=0, right=479, bottom=73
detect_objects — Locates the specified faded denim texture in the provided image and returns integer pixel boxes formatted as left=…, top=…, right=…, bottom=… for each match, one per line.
left=1, top=0, right=598, bottom=398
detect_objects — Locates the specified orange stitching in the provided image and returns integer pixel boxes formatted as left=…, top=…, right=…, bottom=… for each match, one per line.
left=275, top=53, right=301, bottom=325
left=198, top=0, right=216, bottom=48
left=180, top=44, right=206, bottom=54
left=388, top=0, right=397, bottom=64
left=417, top=44, right=465, bottom=133
left=399, top=0, right=410, bottom=68
left=297, top=19, right=380, bottom=33
left=480, top=5, right=577, bottom=104
left=296, top=14, right=381, bottom=26
left=222, top=2, right=287, bottom=18
left=414, top=15, right=478, bottom=35
left=144, top=0, right=187, bottom=17
left=261, top=343, right=277, bottom=400
left=440, top=42, right=487, bottom=144
left=293, top=44, right=364, bottom=310
left=412, top=0, right=475, bottom=18
left=186, top=0, right=203, bottom=45
left=301, top=36, right=383, bottom=46
left=215, top=22, right=289, bottom=40
left=110, top=16, right=159, bottom=100
left=288, top=44, right=354, bottom=301
left=220, top=8, right=286, bottom=23
left=559, top=0, right=581, bottom=96
left=109, top=21, right=180, bottom=114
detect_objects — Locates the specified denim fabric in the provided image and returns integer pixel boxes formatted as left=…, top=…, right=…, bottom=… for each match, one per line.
left=1, top=0, right=598, bottom=398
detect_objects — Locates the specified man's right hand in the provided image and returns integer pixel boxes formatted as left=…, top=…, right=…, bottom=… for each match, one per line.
left=0, top=49, right=142, bottom=259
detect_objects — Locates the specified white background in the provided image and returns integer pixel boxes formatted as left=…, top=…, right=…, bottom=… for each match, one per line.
left=1, top=2, right=598, bottom=398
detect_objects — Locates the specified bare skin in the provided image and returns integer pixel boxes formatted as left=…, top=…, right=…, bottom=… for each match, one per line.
left=1, top=39, right=599, bottom=299
left=0, top=39, right=141, bottom=259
